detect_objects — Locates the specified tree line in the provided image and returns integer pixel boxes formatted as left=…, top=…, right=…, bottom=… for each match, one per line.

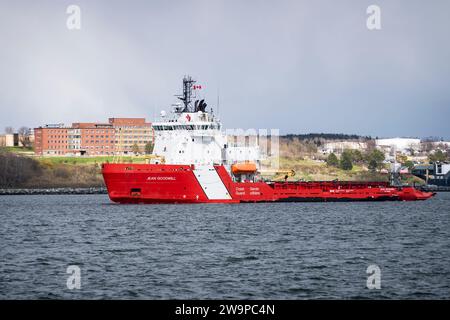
left=326, top=149, right=385, bottom=171
left=284, top=133, right=372, bottom=141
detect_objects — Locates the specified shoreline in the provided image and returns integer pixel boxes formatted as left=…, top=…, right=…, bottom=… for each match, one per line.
left=0, top=187, right=107, bottom=195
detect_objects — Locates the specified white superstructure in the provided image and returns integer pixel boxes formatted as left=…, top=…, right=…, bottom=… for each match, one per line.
left=152, top=110, right=226, bottom=165
left=151, top=76, right=261, bottom=167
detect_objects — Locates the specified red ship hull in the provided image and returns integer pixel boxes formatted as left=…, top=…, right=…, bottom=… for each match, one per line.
left=102, top=163, right=435, bottom=204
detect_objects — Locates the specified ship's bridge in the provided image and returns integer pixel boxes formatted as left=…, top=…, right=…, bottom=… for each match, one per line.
left=152, top=110, right=227, bottom=165
left=152, top=111, right=221, bottom=133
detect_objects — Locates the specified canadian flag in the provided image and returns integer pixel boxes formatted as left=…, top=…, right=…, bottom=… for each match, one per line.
left=193, top=85, right=202, bottom=90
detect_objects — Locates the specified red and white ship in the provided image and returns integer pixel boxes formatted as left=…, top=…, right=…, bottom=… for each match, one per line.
left=102, top=76, right=435, bottom=203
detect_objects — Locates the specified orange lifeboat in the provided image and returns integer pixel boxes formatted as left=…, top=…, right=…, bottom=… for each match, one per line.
left=231, top=162, right=257, bottom=175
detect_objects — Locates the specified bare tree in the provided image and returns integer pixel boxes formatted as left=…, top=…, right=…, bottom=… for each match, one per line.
left=405, top=143, right=417, bottom=156
left=4, top=126, right=14, bottom=134
left=420, top=141, right=434, bottom=154
left=435, top=142, right=448, bottom=152
left=365, top=139, right=377, bottom=152
left=18, top=126, right=31, bottom=148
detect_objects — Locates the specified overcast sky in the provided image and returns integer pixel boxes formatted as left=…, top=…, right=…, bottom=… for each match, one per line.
left=0, top=0, right=449, bottom=138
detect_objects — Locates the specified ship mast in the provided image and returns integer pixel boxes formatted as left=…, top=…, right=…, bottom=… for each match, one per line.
left=176, top=76, right=196, bottom=112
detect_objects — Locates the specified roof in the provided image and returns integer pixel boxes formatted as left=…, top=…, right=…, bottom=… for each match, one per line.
left=414, top=164, right=433, bottom=170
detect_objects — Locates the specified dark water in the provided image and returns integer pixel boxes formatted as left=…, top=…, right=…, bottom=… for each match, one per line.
left=1, top=193, right=449, bottom=299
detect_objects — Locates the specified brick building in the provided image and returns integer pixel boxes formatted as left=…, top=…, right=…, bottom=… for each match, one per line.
left=109, top=118, right=153, bottom=154
left=34, top=118, right=153, bottom=156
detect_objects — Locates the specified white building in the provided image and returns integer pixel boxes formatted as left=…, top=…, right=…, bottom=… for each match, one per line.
left=0, top=133, right=18, bottom=147
left=376, top=138, right=421, bottom=155
left=320, top=141, right=367, bottom=154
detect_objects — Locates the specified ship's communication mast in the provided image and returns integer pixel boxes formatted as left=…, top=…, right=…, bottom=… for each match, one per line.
left=175, top=76, right=208, bottom=113
left=176, top=76, right=195, bottom=112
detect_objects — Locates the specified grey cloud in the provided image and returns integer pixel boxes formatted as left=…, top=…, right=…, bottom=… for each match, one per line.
left=0, top=0, right=449, bottom=139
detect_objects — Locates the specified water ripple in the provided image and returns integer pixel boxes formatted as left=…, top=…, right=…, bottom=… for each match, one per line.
left=0, top=193, right=449, bottom=299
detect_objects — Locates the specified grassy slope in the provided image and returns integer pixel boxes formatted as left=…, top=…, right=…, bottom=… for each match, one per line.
left=278, top=157, right=387, bottom=182
left=22, top=156, right=154, bottom=188
left=277, top=157, right=424, bottom=184
left=23, top=163, right=105, bottom=188
left=27, top=156, right=151, bottom=188
left=35, top=155, right=149, bottom=165
left=1, top=146, right=34, bottom=154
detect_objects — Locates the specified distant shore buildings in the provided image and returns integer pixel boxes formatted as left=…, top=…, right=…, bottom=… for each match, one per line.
left=319, top=137, right=449, bottom=157
left=320, top=141, right=368, bottom=154
left=375, top=138, right=421, bottom=155
left=0, top=130, right=35, bottom=148
left=2, top=120, right=448, bottom=161
left=0, top=133, right=19, bottom=147
left=33, top=118, right=153, bottom=156
left=312, top=136, right=449, bottom=169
